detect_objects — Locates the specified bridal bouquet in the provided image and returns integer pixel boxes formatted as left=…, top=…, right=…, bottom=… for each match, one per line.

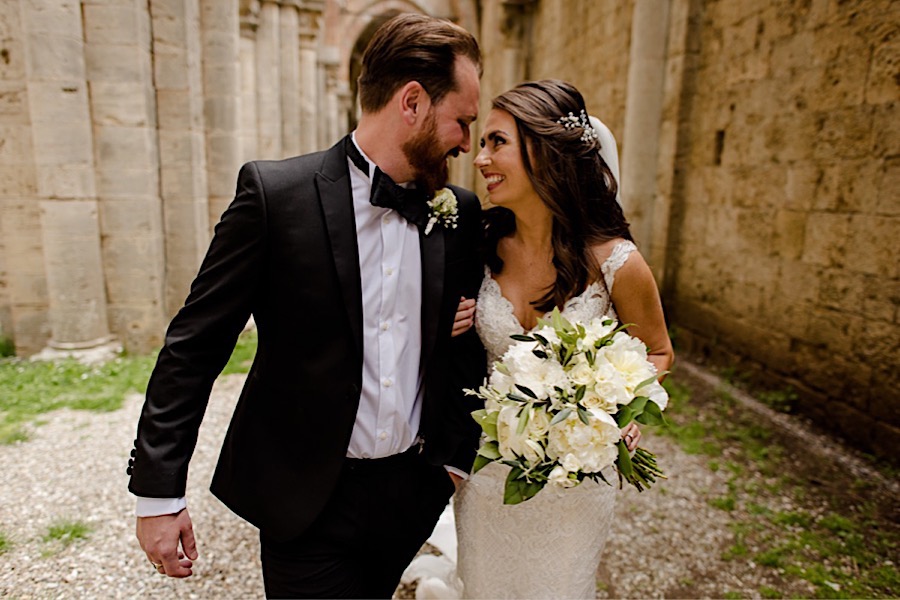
left=466, top=309, right=669, bottom=504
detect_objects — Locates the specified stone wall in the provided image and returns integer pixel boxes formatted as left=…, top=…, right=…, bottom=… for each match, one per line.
left=663, top=0, right=899, bottom=457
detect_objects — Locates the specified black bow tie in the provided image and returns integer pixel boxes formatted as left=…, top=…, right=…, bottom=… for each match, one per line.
left=345, top=137, right=428, bottom=231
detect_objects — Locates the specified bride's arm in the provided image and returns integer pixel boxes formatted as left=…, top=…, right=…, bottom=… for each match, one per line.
left=608, top=251, right=675, bottom=379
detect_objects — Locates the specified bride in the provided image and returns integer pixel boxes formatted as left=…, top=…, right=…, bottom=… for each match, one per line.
left=447, top=80, right=675, bottom=599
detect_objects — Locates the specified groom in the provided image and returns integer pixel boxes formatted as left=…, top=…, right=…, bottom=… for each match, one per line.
left=127, top=13, right=486, bottom=598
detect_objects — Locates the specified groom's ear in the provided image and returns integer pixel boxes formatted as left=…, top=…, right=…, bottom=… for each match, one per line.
left=397, top=81, right=431, bottom=125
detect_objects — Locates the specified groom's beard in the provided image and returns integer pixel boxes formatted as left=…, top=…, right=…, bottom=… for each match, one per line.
left=402, top=110, right=450, bottom=198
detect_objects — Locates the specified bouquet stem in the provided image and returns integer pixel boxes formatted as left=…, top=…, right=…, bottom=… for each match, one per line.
left=618, top=446, right=666, bottom=492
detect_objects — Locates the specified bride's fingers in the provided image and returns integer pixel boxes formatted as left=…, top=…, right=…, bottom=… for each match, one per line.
left=451, top=297, right=476, bottom=338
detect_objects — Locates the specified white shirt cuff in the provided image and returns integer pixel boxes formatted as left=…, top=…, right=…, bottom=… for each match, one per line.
left=135, top=496, right=186, bottom=517
left=444, top=465, right=469, bottom=480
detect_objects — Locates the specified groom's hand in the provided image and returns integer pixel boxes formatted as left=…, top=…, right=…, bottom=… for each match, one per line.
left=137, top=508, right=198, bottom=578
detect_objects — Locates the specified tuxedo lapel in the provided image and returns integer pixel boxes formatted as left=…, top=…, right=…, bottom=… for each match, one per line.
left=420, top=227, right=445, bottom=368
left=315, top=139, right=363, bottom=357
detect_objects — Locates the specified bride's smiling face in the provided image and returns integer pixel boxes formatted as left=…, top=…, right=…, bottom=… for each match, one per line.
left=474, top=109, right=541, bottom=208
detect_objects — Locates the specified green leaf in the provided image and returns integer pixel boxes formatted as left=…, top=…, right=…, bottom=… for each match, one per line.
left=577, top=405, right=591, bottom=426
left=549, top=407, right=572, bottom=426
left=494, top=361, right=510, bottom=375
left=636, top=400, right=667, bottom=427
left=502, top=468, right=545, bottom=505
left=532, top=349, right=548, bottom=359
left=477, top=441, right=501, bottom=460
left=634, top=374, right=660, bottom=393
left=472, top=409, right=500, bottom=439
left=472, top=453, right=492, bottom=473
left=511, top=334, right=535, bottom=342
left=628, top=396, right=649, bottom=417
left=617, top=441, right=634, bottom=480
left=574, top=385, right=586, bottom=402
left=515, top=384, right=538, bottom=399
left=506, top=393, right=529, bottom=403
left=616, top=405, right=635, bottom=427
left=516, top=406, right=530, bottom=435
left=533, top=333, right=549, bottom=346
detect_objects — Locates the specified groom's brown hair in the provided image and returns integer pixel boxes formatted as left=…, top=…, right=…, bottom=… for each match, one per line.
left=358, top=13, right=481, bottom=113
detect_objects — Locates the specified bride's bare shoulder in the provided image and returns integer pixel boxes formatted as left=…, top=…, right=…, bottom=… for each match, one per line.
left=587, top=237, right=631, bottom=265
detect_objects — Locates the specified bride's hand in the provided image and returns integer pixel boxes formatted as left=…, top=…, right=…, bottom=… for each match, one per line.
left=451, top=297, right=476, bottom=337
left=621, top=422, right=641, bottom=452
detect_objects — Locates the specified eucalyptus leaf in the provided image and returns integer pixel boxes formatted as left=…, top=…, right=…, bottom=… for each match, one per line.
left=516, top=406, right=531, bottom=435
left=515, top=384, right=538, bottom=399
left=634, top=374, right=660, bottom=393
left=574, top=385, right=586, bottom=402
left=549, top=407, right=572, bottom=426
left=577, top=405, right=591, bottom=426
left=533, top=333, right=549, bottom=346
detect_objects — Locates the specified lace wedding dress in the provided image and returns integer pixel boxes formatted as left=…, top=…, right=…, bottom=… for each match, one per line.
left=453, top=240, right=637, bottom=599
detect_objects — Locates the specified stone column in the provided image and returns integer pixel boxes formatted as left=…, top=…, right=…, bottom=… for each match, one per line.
left=622, top=0, right=672, bottom=282
left=256, top=0, right=282, bottom=158
left=319, top=45, right=341, bottom=147
left=297, top=0, right=324, bottom=154
left=500, top=0, right=536, bottom=90
left=83, top=0, right=167, bottom=354
left=21, top=0, right=115, bottom=357
left=149, top=0, right=211, bottom=317
left=279, top=1, right=301, bottom=156
left=201, top=0, right=242, bottom=228
left=239, top=2, right=260, bottom=162
left=337, top=82, right=352, bottom=139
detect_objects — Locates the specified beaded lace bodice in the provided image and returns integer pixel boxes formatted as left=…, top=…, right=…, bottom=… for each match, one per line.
left=475, top=240, right=637, bottom=365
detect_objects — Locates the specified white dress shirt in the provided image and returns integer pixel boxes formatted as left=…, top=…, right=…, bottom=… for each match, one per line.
left=135, top=134, right=425, bottom=516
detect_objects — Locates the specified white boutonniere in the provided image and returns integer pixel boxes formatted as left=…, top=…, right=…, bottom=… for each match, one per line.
left=424, top=188, right=459, bottom=235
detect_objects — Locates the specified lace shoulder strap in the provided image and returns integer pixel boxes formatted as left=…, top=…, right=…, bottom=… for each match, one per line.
left=600, top=240, right=637, bottom=293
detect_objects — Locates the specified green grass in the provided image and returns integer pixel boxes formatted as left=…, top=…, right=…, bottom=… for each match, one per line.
left=662, top=368, right=900, bottom=599
left=43, top=520, right=91, bottom=546
left=0, top=531, right=10, bottom=555
left=0, top=330, right=258, bottom=444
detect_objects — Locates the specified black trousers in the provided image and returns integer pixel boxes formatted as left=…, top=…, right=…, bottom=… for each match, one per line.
left=260, top=447, right=455, bottom=599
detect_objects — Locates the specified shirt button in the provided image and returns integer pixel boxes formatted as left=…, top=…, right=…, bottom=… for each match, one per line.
left=385, top=267, right=394, bottom=276
left=383, top=215, right=391, bottom=224
left=380, top=321, right=390, bottom=331
left=382, top=378, right=393, bottom=388
left=378, top=431, right=388, bottom=441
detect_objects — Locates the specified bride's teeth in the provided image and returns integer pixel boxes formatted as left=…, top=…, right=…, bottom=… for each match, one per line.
left=486, top=175, right=504, bottom=184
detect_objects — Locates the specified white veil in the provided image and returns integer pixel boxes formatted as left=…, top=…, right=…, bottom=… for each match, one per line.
left=588, top=115, right=621, bottom=205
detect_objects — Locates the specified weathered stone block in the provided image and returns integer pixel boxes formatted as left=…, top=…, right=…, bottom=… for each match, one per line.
left=872, top=101, right=899, bottom=159
left=84, top=43, right=146, bottom=83
left=818, top=267, right=865, bottom=312
left=772, top=209, right=807, bottom=260
left=89, top=81, right=153, bottom=127
left=813, top=106, right=874, bottom=161
left=99, top=196, right=163, bottom=234
left=83, top=5, right=142, bottom=46
left=844, top=214, right=900, bottom=278
left=866, top=36, right=900, bottom=104
left=36, top=163, right=96, bottom=200
left=31, top=121, right=94, bottom=165
left=96, top=167, right=158, bottom=198
left=802, top=211, right=850, bottom=267
left=879, top=157, right=900, bottom=216
left=25, top=81, right=88, bottom=125
left=24, top=32, right=86, bottom=79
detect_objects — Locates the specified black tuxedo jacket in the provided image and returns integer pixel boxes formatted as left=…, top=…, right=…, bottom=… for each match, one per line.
left=128, top=137, right=486, bottom=540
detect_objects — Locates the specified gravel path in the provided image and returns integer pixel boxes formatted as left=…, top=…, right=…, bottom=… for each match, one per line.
left=0, top=365, right=893, bottom=599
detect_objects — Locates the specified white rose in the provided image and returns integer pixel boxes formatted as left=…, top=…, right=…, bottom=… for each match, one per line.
left=599, top=335, right=656, bottom=395
left=561, top=453, right=581, bottom=472
left=547, top=409, right=620, bottom=473
left=501, top=342, right=568, bottom=400
left=581, top=387, right=619, bottom=414
left=548, top=465, right=579, bottom=488
left=567, top=356, right=595, bottom=387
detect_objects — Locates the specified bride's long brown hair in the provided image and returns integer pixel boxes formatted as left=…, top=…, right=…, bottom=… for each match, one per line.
left=483, top=79, right=633, bottom=312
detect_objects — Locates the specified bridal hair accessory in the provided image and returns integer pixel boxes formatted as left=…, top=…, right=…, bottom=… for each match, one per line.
left=558, top=109, right=599, bottom=144
left=425, top=187, right=459, bottom=235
